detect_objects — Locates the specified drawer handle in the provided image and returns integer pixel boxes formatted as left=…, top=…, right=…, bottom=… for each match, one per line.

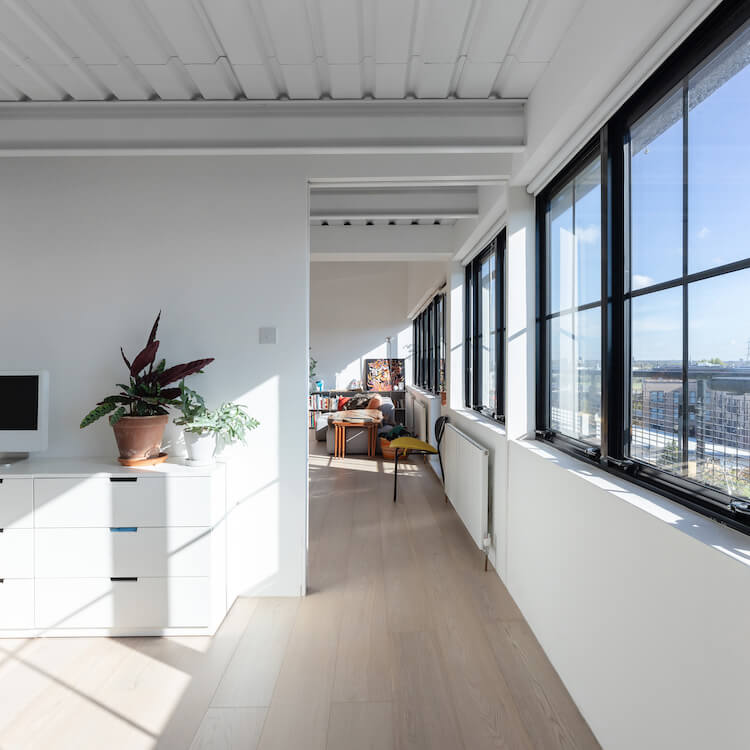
left=109, top=527, right=138, bottom=533
left=110, top=577, right=138, bottom=582
left=110, top=477, right=138, bottom=483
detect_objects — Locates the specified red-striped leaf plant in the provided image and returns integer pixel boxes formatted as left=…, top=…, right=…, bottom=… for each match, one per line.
left=80, top=312, right=214, bottom=428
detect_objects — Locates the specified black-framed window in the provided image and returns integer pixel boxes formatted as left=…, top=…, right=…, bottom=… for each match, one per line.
left=465, top=229, right=506, bottom=421
left=536, top=0, right=750, bottom=533
left=538, top=147, right=603, bottom=447
left=413, top=292, right=445, bottom=394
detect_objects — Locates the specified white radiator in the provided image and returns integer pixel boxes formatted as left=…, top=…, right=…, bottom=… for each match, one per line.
left=413, top=399, right=427, bottom=442
left=441, top=424, right=489, bottom=551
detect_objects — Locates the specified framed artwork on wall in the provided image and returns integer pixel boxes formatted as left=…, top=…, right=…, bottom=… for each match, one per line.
left=365, top=358, right=405, bottom=391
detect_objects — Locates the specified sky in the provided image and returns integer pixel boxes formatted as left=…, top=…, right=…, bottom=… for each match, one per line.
left=549, top=29, right=750, bottom=365
left=630, top=32, right=750, bottom=362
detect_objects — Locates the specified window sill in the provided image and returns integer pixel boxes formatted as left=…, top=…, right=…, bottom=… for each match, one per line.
left=444, top=406, right=507, bottom=438
left=516, top=437, right=750, bottom=569
left=406, top=385, right=441, bottom=401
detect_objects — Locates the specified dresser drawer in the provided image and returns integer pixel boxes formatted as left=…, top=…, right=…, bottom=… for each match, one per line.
left=0, top=529, right=33, bottom=578
left=0, top=579, right=34, bottom=629
left=0, top=479, right=33, bottom=529
left=35, top=577, right=210, bottom=629
left=35, top=527, right=211, bottom=578
left=34, top=476, right=212, bottom=527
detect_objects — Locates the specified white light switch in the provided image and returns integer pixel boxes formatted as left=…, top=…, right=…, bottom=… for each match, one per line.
left=259, top=327, right=277, bottom=345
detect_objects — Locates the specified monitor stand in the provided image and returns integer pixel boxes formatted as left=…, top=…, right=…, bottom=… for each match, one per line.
left=0, top=452, right=30, bottom=465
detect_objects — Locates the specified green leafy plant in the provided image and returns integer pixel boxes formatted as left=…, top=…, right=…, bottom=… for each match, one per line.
left=80, top=313, right=214, bottom=429
left=175, top=382, right=259, bottom=444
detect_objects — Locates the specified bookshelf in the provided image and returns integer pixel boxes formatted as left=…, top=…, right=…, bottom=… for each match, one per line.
left=308, top=389, right=407, bottom=429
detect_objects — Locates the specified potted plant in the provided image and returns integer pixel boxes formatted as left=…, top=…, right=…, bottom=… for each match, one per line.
left=80, top=313, right=213, bottom=463
left=309, top=349, right=318, bottom=393
left=175, top=382, right=259, bottom=465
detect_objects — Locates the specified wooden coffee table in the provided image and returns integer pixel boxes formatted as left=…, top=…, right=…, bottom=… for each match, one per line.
left=331, top=409, right=383, bottom=458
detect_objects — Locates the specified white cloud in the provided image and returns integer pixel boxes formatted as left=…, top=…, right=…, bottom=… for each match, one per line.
left=576, top=225, right=600, bottom=244
left=697, top=226, right=710, bottom=240
left=633, top=274, right=654, bottom=289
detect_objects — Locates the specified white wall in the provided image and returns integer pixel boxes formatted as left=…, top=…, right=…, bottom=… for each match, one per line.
left=0, top=155, right=309, bottom=598
left=507, top=440, right=750, bottom=750
left=406, top=261, right=445, bottom=316
left=310, top=262, right=411, bottom=390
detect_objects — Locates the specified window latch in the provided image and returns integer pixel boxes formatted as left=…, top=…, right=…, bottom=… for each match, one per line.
left=730, top=499, right=750, bottom=516
left=535, top=429, right=553, bottom=441
left=606, top=456, right=636, bottom=472
left=583, top=446, right=601, bottom=461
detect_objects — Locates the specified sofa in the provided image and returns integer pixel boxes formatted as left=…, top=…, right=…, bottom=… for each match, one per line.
left=315, top=394, right=396, bottom=455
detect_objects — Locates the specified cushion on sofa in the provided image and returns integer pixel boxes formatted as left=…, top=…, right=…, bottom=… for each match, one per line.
left=344, top=394, right=372, bottom=410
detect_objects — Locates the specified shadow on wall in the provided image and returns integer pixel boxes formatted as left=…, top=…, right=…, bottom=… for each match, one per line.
left=311, top=325, right=413, bottom=391
left=310, top=263, right=413, bottom=390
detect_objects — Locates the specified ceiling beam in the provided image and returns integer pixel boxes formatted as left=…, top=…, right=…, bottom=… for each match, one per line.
left=310, top=224, right=454, bottom=262
left=0, top=98, right=524, bottom=154
left=310, top=186, right=478, bottom=221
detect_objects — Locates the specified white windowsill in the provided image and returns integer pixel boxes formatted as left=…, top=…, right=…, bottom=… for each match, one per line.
left=444, top=406, right=507, bottom=438
left=512, top=437, right=750, bottom=570
left=406, top=385, right=442, bottom=401
left=436, top=404, right=750, bottom=570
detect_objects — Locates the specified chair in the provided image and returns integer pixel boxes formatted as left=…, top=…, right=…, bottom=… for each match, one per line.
left=389, top=436, right=438, bottom=503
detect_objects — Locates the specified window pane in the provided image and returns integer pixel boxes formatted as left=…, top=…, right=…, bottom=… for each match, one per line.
left=547, top=158, right=601, bottom=312
left=688, top=23, right=750, bottom=274
left=480, top=253, right=496, bottom=408
left=465, top=268, right=473, bottom=406
left=549, top=306, right=601, bottom=444
left=630, top=89, right=684, bottom=290
left=630, top=287, right=684, bottom=472
left=688, top=269, right=750, bottom=498
left=574, top=158, right=602, bottom=306
left=548, top=182, right=573, bottom=313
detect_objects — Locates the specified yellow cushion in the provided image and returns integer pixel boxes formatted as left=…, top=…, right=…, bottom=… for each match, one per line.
left=389, top=437, right=438, bottom=454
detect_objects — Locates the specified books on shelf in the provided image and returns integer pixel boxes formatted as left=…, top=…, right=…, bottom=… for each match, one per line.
left=308, top=389, right=406, bottom=429
left=308, top=394, right=340, bottom=412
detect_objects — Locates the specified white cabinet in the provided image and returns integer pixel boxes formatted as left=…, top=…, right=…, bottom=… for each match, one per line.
left=0, top=580, right=34, bottom=629
left=35, top=527, right=211, bottom=578
left=34, top=476, right=212, bottom=527
left=35, top=578, right=210, bottom=630
left=0, top=529, right=34, bottom=578
left=0, top=479, right=33, bottom=528
left=0, top=460, right=227, bottom=637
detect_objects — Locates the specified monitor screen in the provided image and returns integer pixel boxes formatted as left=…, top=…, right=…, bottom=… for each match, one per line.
left=0, top=375, right=39, bottom=430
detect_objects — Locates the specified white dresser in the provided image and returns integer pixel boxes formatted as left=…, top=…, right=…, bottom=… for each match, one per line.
left=0, top=458, right=228, bottom=637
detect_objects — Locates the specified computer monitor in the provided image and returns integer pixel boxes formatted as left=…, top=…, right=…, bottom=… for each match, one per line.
left=0, top=371, right=49, bottom=457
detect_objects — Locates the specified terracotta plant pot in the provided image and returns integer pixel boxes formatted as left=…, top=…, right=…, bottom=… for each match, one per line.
left=112, top=415, right=168, bottom=461
left=380, top=437, right=397, bottom=460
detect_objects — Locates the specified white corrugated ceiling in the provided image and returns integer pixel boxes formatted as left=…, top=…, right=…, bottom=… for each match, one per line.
left=0, top=0, right=583, bottom=102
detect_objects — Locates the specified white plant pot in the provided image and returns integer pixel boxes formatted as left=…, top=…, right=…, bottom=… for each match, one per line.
left=184, top=431, right=217, bottom=466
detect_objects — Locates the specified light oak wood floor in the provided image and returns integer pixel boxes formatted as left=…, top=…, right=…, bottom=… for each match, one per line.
left=0, top=438, right=601, bottom=750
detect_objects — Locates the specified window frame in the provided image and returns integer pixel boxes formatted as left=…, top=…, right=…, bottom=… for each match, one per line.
left=464, top=228, right=506, bottom=422
left=536, top=138, right=604, bottom=457
left=535, top=0, right=750, bottom=534
left=413, top=291, right=445, bottom=395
